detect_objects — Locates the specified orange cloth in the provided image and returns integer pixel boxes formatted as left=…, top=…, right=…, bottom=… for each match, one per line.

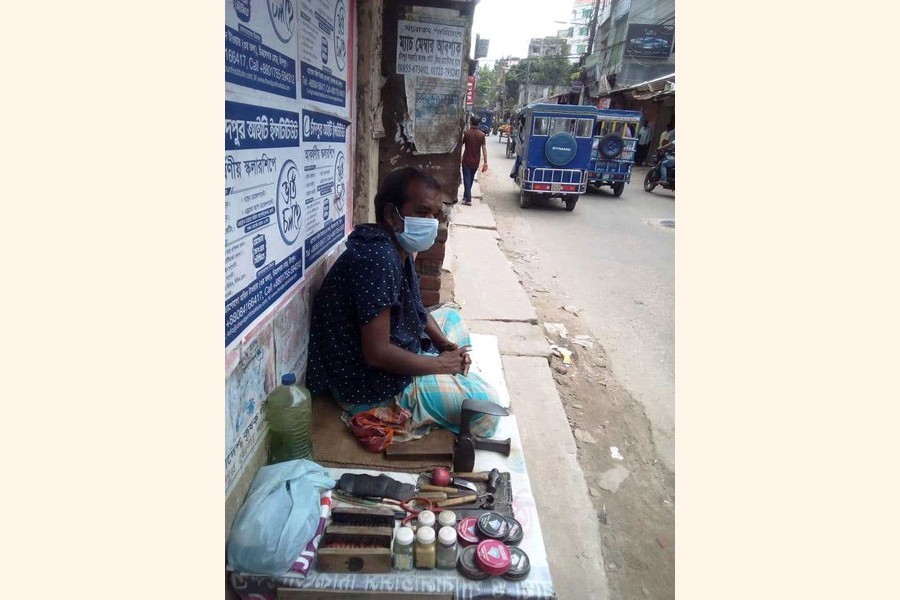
left=348, top=405, right=413, bottom=452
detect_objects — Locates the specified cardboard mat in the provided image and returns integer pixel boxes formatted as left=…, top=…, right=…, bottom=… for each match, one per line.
left=310, top=394, right=453, bottom=473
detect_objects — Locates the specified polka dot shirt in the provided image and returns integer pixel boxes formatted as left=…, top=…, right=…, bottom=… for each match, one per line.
left=307, top=224, right=428, bottom=405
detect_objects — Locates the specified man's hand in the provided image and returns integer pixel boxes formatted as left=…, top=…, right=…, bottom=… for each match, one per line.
left=434, top=347, right=471, bottom=375
left=436, top=340, right=459, bottom=352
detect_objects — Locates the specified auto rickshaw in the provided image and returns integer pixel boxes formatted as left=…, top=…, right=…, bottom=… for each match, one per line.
left=474, top=108, right=494, bottom=134
left=587, top=109, right=642, bottom=197
left=510, top=103, right=598, bottom=211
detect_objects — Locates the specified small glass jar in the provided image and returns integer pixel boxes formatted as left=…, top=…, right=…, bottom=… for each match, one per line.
left=417, top=510, right=436, bottom=529
left=392, top=526, right=415, bottom=571
left=415, top=526, right=436, bottom=569
left=437, top=509, right=457, bottom=529
left=436, top=526, right=459, bottom=569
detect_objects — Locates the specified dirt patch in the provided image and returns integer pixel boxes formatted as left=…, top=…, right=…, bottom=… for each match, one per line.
left=479, top=174, right=675, bottom=599
left=540, top=304, right=675, bottom=600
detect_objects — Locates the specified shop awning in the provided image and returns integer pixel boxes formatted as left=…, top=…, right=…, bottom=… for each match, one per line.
left=599, top=73, right=675, bottom=100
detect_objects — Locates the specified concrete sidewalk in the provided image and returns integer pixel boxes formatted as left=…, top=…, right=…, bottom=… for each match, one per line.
left=446, top=183, right=610, bottom=600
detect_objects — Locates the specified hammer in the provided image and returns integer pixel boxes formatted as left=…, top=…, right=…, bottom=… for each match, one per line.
left=453, top=468, right=501, bottom=493
left=454, top=399, right=511, bottom=472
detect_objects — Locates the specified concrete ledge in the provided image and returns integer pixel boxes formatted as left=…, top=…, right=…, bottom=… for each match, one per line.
left=469, top=320, right=551, bottom=358
left=503, top=355, right=609, bottom=600
left=451, top=227, right=537, bottom=323
left=452, top=203, right=497, bottom=230
left=441, top=235, right=455, bottom=273
left=468, top=333, right=512, bottom=408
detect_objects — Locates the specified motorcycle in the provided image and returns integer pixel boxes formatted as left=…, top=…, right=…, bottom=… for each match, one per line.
left=644, top=149, right=675, bottom=193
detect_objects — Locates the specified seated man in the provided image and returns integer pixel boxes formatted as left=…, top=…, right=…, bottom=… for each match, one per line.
left=306, top=166, right=500, bottom=438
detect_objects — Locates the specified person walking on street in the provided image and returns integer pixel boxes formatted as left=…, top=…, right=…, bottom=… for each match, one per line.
left=635, top=119, right=653, bottom=166
left=460, top=116, right=487, bottom=206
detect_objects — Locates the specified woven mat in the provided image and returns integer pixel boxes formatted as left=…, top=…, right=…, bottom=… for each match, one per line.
left=310, top=394, right=454, bottom=473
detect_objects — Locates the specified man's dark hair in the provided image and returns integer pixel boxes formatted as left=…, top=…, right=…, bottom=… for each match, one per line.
left=374, top=166, right=442, bottom=224
left=470, top=116, right=481, bottom=127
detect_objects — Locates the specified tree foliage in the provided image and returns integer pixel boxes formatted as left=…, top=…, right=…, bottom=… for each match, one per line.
left=502, top=56, right=580, bottom=111
left=473, top=64, right=498, bottom=109
left=471, top=45, right=582, bottom=115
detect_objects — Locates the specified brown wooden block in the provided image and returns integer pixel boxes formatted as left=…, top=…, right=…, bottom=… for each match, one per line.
left=383, top=429, right=454, bottom=459
left=315, top=547, right=392, bottom=574
left=330, top=506, right=395, bottom=528
left=316, top=525, right=393, bottom=573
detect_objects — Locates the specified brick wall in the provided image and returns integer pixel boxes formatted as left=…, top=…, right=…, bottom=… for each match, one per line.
left=415, top=220, right=448, bottom=307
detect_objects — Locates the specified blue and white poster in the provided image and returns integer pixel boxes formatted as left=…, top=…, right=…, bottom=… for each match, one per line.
left=225, top=0, right=355, bottom=497
left=225, top=327, right=275, bottom=492
left=298, top=0, right=349, bottom=117
left=225, top=100, right=305, bottom=347
left=300, top=109, right=350, bottom=268
left=226, top=0, right=299, bottom=100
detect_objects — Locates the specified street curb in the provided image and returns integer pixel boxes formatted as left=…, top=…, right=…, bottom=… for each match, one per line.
left=449, top=166, right=610, bottom=599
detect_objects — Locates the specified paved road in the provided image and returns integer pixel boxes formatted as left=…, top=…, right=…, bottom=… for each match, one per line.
left=478, top=137, right=676, bottom=471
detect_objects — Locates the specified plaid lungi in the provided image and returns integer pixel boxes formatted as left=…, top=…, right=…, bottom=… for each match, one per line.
left=396, top=307, right=500, bottom=438
left=336, top=307, right=500, bottom=438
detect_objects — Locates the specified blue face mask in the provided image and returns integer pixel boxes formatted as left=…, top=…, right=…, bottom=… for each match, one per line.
left=394, top=207, right=438, bottom=253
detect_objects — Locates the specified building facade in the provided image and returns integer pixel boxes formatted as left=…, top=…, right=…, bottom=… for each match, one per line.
left=575, top=0, right=674, bottom=148
left=594, top=0, right=674, bottom=88
left=564, top=0, right=597, bottom=57
left=527, top=36, right=568, bottom=58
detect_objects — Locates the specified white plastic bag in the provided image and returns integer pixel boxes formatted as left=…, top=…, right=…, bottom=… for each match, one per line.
left=226, top=459, right=335, bottom=575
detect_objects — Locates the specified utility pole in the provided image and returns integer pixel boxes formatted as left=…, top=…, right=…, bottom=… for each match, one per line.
left=525, top=58, right=532, bottom=105
left=586, top=0, right=602, bottom=56
left=575, top=0, right=603, bottom=105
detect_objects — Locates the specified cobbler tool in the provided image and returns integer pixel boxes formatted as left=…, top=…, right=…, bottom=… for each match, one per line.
left=454, top=399, right=511, bottom=473
left=430, top=467, right=478, bottom=492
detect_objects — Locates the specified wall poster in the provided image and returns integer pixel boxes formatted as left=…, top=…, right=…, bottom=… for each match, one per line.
left=226, top=0, right=299, bottom=99
left=225, top=324, right=275, bottom=492
left=396, top=19, right=465, bottom=80
left=412, top=77, right=463, bottom=154
left=301, top=109, right=350, bottom=269
left=298, top=0, right=350, bottom=116
left=225, top=100, right=304, bottom=349
left=396, top=14, right=466, bottom=155
left=225, top=0, right=354, bottom=494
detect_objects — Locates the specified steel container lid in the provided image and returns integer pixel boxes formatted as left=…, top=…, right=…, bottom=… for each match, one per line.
left=503, top=517, right=524, bottom=545
left=501, top=547, right=531, bottom=581
left=477, top=512, right=510, bottom=540
left=457, top=545, right=490, bottom=580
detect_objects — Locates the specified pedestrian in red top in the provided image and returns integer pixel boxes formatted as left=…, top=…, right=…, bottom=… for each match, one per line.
left=460, top=116, right=487, bottom=206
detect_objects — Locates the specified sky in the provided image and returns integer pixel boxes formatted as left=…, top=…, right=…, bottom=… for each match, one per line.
left=470, top=0, right=580, bottom=64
